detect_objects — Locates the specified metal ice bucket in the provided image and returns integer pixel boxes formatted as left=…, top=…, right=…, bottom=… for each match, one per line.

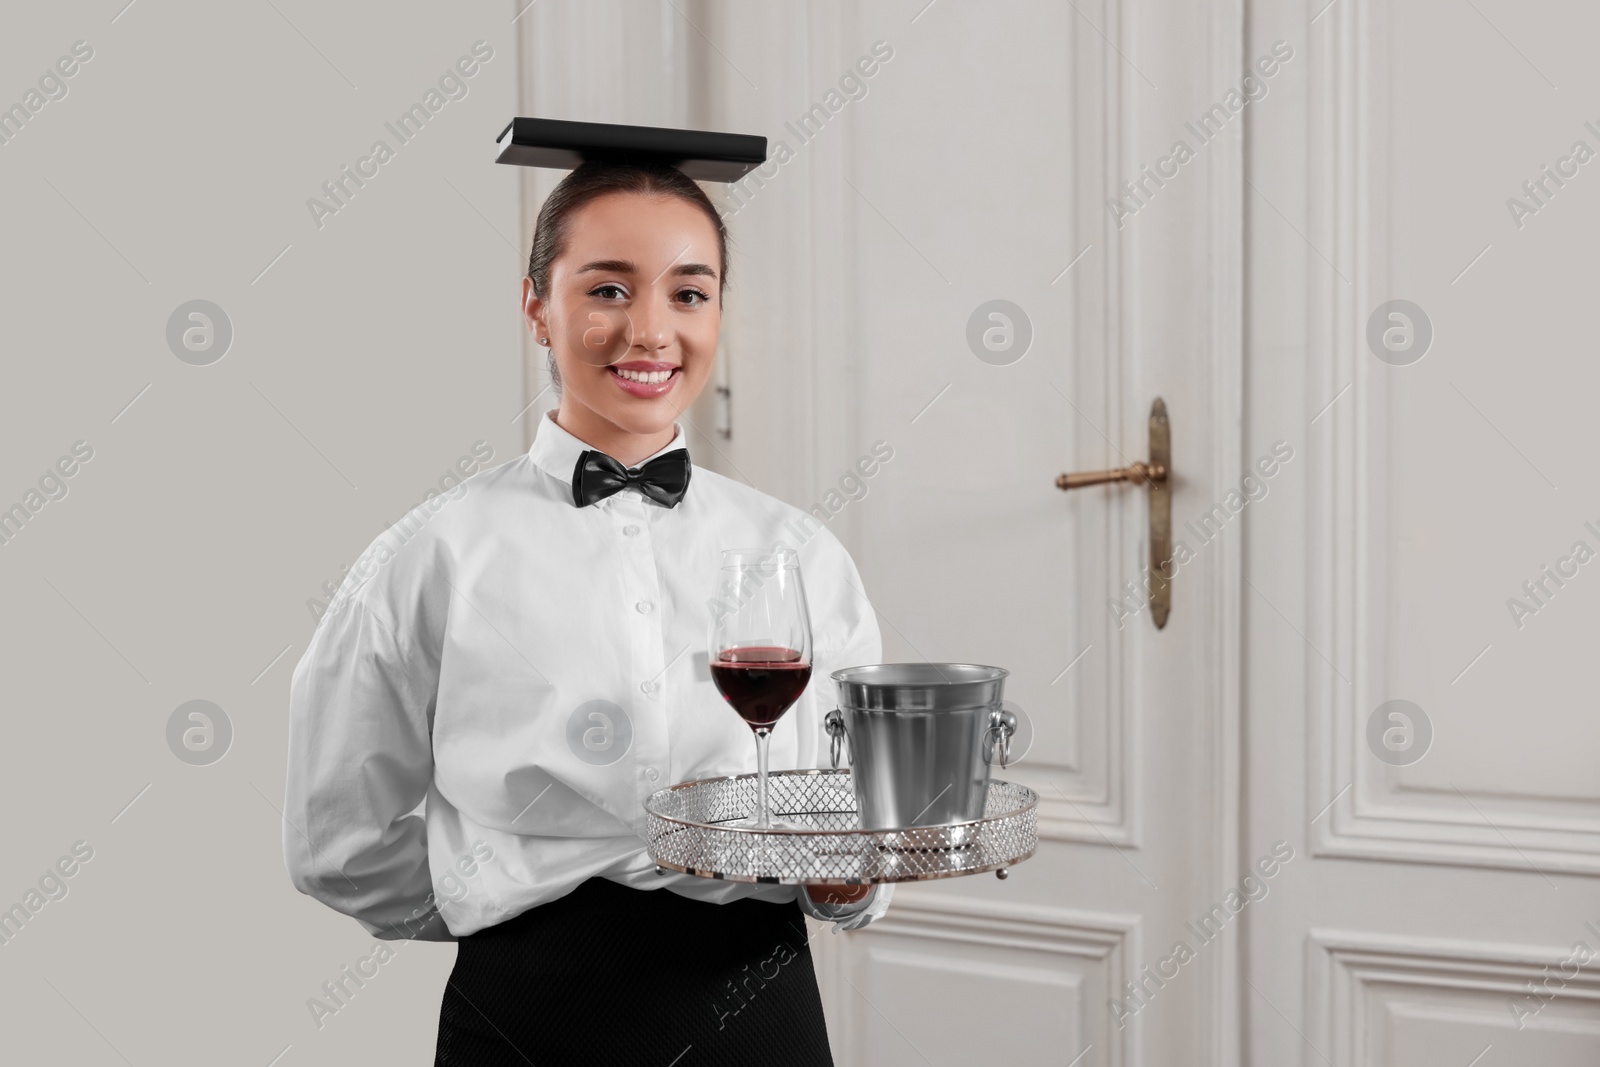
left=825, top=663, right=1015, bottom=837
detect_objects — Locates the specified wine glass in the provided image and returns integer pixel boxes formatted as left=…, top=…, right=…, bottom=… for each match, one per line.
left=709, top=548, right=813, bottom=830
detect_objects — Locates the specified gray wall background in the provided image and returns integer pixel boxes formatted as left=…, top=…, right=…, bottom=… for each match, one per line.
left=1, top=2, right=525, bottom=1062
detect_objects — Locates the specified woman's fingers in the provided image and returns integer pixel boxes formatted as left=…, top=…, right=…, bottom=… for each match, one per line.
left=803, top=883, right=873, bottom=906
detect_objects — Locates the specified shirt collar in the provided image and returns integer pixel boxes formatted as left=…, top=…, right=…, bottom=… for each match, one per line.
left=527, top=410, right=689, bottom=491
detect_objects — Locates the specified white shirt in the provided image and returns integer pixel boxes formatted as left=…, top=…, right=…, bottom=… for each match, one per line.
left=285, top=411, right=892, bottom=939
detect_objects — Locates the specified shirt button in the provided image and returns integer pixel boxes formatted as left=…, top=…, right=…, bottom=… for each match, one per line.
left=636, top=600, right=654, bottom=614
left=622, top=524, right=640, bottom=536
left=645, top=767, right=659, bottom=782
left=641, top=680, right=658, bottom=694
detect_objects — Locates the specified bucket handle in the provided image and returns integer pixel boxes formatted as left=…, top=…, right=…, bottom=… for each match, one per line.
left=824, top=709, right=851, bottom=769
left=984, top=707, right=1019, bottom=770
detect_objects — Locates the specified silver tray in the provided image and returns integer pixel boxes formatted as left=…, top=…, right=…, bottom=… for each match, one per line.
left=643, top=769, right=1038, bottom=885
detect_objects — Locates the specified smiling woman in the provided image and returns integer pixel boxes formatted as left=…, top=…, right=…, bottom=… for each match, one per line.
left=285, top=120, right=892, bottom=1067
left=520, top=162, right=728, bottom=464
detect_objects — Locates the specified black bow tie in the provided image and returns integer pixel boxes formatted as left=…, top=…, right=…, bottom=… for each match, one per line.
left=572, top=449, right=692, bottom=509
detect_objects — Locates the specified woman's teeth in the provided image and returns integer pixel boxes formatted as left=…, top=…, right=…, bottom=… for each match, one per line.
left=613, top=368, right=676, bottom=384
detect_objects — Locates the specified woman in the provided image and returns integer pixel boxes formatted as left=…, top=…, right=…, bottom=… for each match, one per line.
left=284, top=155, right=890, bottom=1065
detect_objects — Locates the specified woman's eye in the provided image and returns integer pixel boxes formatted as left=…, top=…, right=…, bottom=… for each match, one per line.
left=589, top=284, right=627, bottom=300
left=676, top=288, right=710, bottom=307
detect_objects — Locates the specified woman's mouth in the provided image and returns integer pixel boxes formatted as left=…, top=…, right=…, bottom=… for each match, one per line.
left=608, top=362, right=681, bottom=398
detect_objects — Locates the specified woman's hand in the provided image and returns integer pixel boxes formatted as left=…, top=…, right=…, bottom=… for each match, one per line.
left=797, top=881, right=890, bottom=933
left=803, top=883, right=873, bottom=906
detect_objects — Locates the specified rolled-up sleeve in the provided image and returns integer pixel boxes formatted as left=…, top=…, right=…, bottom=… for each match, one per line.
left=284, top=564, right=450, bottom=940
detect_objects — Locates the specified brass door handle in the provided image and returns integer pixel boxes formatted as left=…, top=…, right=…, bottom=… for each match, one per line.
left=1055, top=398, right=1174, bottom=629
left=1054, top=461, right=1166, bottom=491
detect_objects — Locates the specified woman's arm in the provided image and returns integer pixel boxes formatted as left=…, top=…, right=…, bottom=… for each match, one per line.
left=799, top=526, right=895, bottom=931
left=284, top=583, right=450, bottom=940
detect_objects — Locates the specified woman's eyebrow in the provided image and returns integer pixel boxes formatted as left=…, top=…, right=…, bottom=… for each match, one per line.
left=576, top=258, right=638, bottom=275
left=575, top=259, right=719, bottom=281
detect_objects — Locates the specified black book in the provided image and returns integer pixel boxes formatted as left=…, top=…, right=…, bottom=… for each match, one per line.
left=494, top=117, right=767, bottom=183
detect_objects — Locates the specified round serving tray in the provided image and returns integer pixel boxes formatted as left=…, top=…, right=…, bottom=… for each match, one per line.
left=643, top=768, right=1038, bottom=885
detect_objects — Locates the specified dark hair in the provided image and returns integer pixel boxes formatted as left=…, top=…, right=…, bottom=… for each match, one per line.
left=527, top=161, right=729, bottom=391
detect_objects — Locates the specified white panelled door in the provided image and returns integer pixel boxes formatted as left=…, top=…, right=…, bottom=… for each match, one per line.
left=1246, top=0, right=1600, bottom=1065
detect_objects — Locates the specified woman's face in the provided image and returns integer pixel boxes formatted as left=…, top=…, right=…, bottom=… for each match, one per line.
left=523, top=191, right=722, bottom=444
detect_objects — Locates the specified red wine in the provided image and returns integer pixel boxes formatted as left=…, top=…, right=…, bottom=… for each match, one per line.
left=711, top=646, right=812, bottom=730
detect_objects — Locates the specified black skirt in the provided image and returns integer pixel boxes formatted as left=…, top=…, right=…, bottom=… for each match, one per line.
left=435, top=876, right=835, bottom=1066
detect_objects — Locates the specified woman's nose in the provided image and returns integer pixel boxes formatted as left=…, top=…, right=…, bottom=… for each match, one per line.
left=628, top=294, right=671, bottom=351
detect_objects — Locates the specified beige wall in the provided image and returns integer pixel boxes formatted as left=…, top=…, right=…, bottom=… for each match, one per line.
left=0, top=2, right=521, bottom=1063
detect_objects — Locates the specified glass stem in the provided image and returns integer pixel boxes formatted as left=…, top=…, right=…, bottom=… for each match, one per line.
left=754, top=726, right=771, bottom=829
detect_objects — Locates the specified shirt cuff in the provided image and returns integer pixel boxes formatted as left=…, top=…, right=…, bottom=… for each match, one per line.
left=364, top=906, right=457, bottom=942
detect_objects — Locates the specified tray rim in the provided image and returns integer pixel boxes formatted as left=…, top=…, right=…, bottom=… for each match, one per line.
left=643, top=767, right=1039, bottom=835
left=647, top=849, right=1041, bottom=886
left=642, top=768, right=1040, bottom=885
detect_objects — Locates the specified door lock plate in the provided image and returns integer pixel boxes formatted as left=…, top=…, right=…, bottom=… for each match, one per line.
left=1056, top=397, right=1173, bottom=629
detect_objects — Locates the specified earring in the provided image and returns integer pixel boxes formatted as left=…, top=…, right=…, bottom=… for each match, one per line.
left=539, top=337, right=549, bottom=346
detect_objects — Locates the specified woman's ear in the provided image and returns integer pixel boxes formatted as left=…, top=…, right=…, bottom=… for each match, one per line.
left=521, top=277, right=547, bottom=342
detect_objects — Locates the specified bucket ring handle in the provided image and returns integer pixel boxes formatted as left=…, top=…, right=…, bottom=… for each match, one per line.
left=824, top=709, right=851, bottom=769
left=984, top=707, right=1019, bottom=770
